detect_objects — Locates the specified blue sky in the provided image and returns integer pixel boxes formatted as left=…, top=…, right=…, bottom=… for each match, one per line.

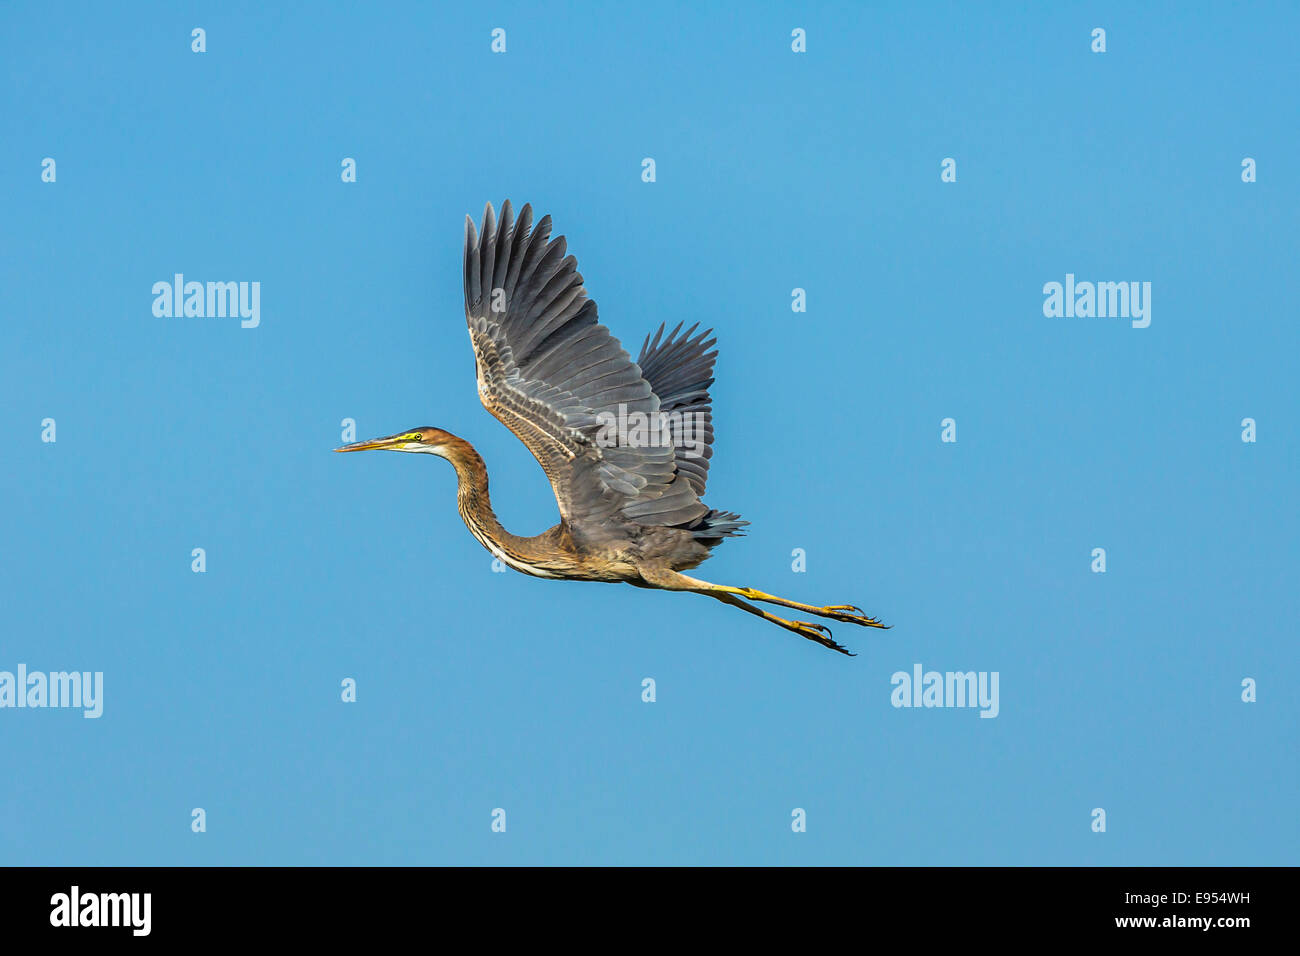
left=1, top=0, right=1295, bottom=865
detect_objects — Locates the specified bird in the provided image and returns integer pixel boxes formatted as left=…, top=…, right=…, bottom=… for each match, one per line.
left=335, top=200, right=888, bottom=655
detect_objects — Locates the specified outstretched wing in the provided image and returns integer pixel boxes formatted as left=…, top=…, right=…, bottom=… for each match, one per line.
left=636, top=322, right=718, bottom=497
left=463, top=200, right=707, bottom=528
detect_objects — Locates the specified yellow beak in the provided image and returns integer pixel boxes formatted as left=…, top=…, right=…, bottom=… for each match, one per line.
left=334, top=434, right=410, bottom=453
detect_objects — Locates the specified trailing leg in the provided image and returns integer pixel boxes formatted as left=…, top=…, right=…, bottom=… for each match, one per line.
left=635, top=567, right=880, bottom=655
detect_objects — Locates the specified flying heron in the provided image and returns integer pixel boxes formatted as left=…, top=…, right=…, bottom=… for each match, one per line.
left=336, top=201, right=888, bottom=654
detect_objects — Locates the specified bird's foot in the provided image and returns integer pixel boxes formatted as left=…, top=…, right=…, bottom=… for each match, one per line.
left=818, top=604, right=890, bottom=629
left=789, top=619, right=855, bottom=656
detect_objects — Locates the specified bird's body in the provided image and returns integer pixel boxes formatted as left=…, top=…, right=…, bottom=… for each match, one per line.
left=337, top=201, right=888, bottom=654
left=396, top=432, right=720, bottom=582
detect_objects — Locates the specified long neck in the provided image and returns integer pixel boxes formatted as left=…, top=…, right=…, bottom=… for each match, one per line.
left=437, top=435, right=574, bottom=576
left=438, top=436, right=508, bottom=546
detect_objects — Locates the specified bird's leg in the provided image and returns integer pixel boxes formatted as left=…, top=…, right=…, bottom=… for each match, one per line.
left=709, top=591, right=855, bottom=656
left=656, top=572, right=888, bottom=629
left=727, top=587, right=888, bottom=628
left=634, top=568, right=867, bottom=655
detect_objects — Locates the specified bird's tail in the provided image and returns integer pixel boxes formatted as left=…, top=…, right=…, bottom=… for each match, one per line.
left=687, top=509, right=748, bottom=546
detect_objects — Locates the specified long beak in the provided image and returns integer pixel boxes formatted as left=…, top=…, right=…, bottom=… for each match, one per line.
left=334, top=434, right=407, bottom=453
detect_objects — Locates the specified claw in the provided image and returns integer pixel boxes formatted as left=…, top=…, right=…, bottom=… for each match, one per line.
left=791, top=620, right=854, bottom=656
left=820, top=605, right=890, bottom=628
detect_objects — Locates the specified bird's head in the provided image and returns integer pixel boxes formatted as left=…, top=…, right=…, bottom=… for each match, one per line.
left=334, top=426, right=455, bottom=456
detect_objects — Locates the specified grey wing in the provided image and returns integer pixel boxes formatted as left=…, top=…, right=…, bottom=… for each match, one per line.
left=636, top=322, right=718, bottom=497
left=463, top=200, right=708, bottom=528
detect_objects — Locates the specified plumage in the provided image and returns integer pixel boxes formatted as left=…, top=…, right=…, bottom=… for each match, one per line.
left=336, top=201, right=889, bottom=655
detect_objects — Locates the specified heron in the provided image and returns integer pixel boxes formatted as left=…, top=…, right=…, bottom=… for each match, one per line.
left=336, top=201, right=888, bottom=655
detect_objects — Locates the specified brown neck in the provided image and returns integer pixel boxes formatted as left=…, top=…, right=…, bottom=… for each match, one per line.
left=438, top=435, right=506, bottom=541
left=436, top=434, right=575, bottom=575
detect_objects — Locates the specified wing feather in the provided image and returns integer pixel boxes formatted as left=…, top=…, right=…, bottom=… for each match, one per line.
left=637, top=321, right=719, bottom=496
left=464, top=201, right=707, bottom=527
